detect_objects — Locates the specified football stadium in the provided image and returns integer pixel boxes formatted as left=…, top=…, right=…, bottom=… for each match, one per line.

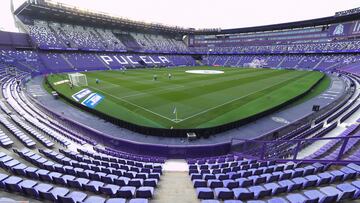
left=0, top=0, right=360, bottom=202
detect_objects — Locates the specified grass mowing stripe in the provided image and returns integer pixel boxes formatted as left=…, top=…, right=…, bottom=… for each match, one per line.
left=47, top=67, right=327, bottom=129
left=175, top=71, right=313, bottom=128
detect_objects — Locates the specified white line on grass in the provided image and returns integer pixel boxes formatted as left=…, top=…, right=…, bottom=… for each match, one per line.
left=120, top=85, right=185, bottom=99
left=90, top=86, right=176, bottom=122
left=178, top=73, right=307, bottom=123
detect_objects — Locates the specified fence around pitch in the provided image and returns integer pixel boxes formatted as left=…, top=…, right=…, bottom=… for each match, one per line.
left=231, top=135, right=360, bottom=165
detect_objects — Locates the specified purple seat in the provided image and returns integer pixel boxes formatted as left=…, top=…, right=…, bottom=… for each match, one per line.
left=128, top=178, right=144, bottom=187
left=83, top=196, right=106, bottom=203
left=58, top=191, right=87, bottom=203
left=248, top=185, right=271, bottom=199
left=196, top=187, right=214, bottom=199
left=267, top=197, right=288, bottom=203
left=286, top=193, right=308, bottom=203
left=223, top=200, right=243, bottom=203
left=208, top=179, right=224, bottom=188
left=99, top=184, right=120, bottom=196
left=3, top=176, right=22, bottom=192
left=201, top=200, right=220, bottom=203
left=128, top=199, right=148, bottom=203
left=329, top=170, right=344, bottom=182
left=320, top=186, right=352, bottom=201
left=193, top=179, right=207, bottom=188
left=18, top=179, right=37, bottom=193
left=118, top=186, right=136, bottom=198
left=317, top=172, right=332, bottom=185
left=279, top=179, right=302, bottom=192
left=40, top=187, right=69, bottom=201
left=223, top=179, right=239, bottom=189
left=68, top=178, right=89, bottom=189
left=136, top=186, right=154, bottom=198
left=304, top=190, right=337, bottom=203
left=339, top=167, right=357, bottom=180
left=263, top=182, right=287, bottom=195
left=83, top=180, right=104, bottom=192
left=105, top=198, right=126, bottom=203
left=236, top=178, right=253, bottom=187
left=143, top=178, right=158, bottom=187
left=351, top=180, right=360, bottom=198
left=214, top=187, right=234, bottom=200
left=233, top=188, right=254, bottom=200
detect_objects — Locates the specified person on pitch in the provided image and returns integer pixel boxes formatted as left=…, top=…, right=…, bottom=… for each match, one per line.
left=168, top=73, right=172, bottom=80
left=153, top=74, right=157, bottom=81
left=96, top=78, right=99, bottom=84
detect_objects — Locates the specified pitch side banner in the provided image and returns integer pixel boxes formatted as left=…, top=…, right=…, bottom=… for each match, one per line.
left=71, top=88, right=92, bottom=102
left=81, top=93, right=104, bottom=109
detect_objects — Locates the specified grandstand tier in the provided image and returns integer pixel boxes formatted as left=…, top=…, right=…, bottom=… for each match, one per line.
left=0, top=0, right=358, bottom=202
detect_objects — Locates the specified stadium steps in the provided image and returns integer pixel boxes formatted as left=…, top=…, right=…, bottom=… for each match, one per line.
left=152, top=171, right=198, bottom=203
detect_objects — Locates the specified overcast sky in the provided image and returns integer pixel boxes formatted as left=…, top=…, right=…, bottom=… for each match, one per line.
left=1, top=0, right=359, bottom=32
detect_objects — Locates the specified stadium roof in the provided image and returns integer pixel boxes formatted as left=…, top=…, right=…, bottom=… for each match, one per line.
left=14, top=0, right=360, bottom=35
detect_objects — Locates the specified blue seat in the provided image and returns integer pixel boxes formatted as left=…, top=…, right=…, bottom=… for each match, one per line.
left=136, top=186, right=154, bottom=198
left=286, top=193, right=308, bottom=203
left=58, top=191, right=87, bottom=203
left=278, top=179, right=301, bottom=192
left=304, top=189, right=337, bottom=203
left=267, top=197, right=288, bottom=203
left=128, top=198, right=148, bottom=203
left=233, top=188, right=254, bottom=200
left=248, top=185, right=271, bottom=199
left=105, top=198, right=126, bottom=203
left=214, top=187, right=234, bottom=200
left=83, top=195, right=106, bottom=203
left=351, top=180, right=360, bottom=198
left=196, top=187, right=214, bottom=199
left=118, top=186, right=136, bottom=198
left=263, top=182, right=287, bottom=195
left=320, top=186, right=353, bottom=201
left=40, top=187, right=69, bottom=201
left=99, top=184, right=120, bottom=196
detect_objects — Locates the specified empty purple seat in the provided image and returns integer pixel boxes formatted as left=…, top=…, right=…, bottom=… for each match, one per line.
left=58, top=191, right=87, bottom=203
left=304, top=189, right=337, bottom=203
left=105, top=198, right=126, bottom=203
left=201, top=200, right=220, bottom=203
left=3, top=176, right=22, bottom=192
left=248, top=185, right=271, bottom=199
left=267, top=197, right=288, bottom=203
left=320, top=186, right=352, bottom=201
left=99, top=184, right=120, bottom=196
left=339, top=167, right=357, bottom=180
left=118, top=186, right=136, bottom=198
left=18, top=179, right=37, bottom=193
left=143, top=178, right=158, bottom=187
left=278, top=179, right=301, bottom=192
left=223, top=179, right=239, bottom=189
left=83, top=196, right=106, bottom=203
left=68, top=178, right=89, bottom=189
left=83, top=180, right=104, bottom=192
left=208, top=179, right=223, bottom=188
left=286, top=193, right=308, bottom=203
left=329, top=171, right=344, bottom=182
left=263, top=182, right=287, bottom=195
left=196, top=187, right=214, bottom=199
left=40, top=187, right=69, bottom=201
left=317, top=172, right=333, bottom=185
left=193, top=179, right=207, bottom=188
left=136, top=186, right=154, bottom=198
left=214, top=187, right=234, bottom=200
left=236, top=178, right=253, bottom=187
left=128, top=198, right=149, bottom=203
left=233, top=188, right=254, bottom=200
left=351, top=180, right=360, bottom=198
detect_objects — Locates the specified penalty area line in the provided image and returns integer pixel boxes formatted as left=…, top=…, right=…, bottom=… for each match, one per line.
left=90, top=86, right=177, bottom=123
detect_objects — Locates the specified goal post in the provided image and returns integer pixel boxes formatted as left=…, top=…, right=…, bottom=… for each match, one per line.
left=68, top=73, right=88, bottom=87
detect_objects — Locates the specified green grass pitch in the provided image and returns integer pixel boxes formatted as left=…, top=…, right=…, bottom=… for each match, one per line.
left=46, top=66, right=329, bottom=129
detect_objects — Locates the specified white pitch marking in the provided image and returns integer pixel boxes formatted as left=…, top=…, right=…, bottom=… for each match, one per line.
left=120, top=85, right=185, bottom=99
left=178, top=74, right=305, bottom=123
left=90, top=86, right=176, bottom=122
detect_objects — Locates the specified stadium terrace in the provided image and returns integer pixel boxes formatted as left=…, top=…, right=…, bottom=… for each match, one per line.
left=0, top=0, right=359, bottom=202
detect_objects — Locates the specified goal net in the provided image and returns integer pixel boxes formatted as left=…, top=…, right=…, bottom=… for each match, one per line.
left=68, top=73, right=88, bottom=87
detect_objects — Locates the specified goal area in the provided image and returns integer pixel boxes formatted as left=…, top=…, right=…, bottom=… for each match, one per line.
left=68, top=73, right=88, bottom=87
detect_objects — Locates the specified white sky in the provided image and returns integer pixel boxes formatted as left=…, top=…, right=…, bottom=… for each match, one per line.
left=1, top=0, right=359, bottom=32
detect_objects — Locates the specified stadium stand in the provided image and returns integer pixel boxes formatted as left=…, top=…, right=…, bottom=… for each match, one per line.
left=0, top=0, right=358, bottom=202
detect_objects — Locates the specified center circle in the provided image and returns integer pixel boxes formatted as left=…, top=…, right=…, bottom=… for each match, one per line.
left=185, top=70, right=224, bottom=74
